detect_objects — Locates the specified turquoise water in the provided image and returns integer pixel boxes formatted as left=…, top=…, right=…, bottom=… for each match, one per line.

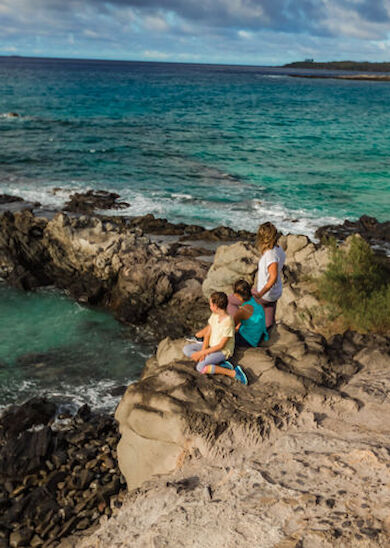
left=1, top=57, right=389, bottom=410
left=0, top=285, right=152, bottom=411
left=1, top=58, right=389, bottom=236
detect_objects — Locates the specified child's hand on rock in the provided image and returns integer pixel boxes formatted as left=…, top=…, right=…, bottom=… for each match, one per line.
left=191, top=350, right=207, bottom=362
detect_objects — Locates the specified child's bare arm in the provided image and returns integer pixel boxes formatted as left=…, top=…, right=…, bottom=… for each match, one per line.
left=195, top=325, right=210, bottom=339
left=203, top=336, right=229, bottom=355
left=191, top=335, right=229, bottom=362
left=202, top=326, right=211, bottom=351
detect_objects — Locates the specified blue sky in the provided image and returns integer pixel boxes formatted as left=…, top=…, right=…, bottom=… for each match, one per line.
left=1, top=0, right=390, bottom=65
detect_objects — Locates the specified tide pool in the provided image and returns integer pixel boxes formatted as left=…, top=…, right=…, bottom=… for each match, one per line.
left=0, top=284, right=152, bottom=411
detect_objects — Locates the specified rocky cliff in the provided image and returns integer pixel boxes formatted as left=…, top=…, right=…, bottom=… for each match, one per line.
left=0, top=209, right=210, bottom=339
left=1, top=203, right=390, bottom=546
left=90, top=326, right=390, bottom=547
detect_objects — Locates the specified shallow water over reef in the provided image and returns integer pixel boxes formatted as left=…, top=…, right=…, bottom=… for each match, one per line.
left=0, top=284, right=152, bottom=412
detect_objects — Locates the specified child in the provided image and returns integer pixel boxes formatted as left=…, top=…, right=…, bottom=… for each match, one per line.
left=183, top=291, right=247, bottom=385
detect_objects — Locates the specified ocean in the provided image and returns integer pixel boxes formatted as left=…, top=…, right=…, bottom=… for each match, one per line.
left=1, top=56, right=389, bottom=411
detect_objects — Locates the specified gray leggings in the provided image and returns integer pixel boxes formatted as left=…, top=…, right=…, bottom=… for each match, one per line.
left=183, top=342, right=226, bottom=372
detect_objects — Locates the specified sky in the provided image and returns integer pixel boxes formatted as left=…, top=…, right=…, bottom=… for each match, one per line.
left=1, top=0, right=390, bottom=65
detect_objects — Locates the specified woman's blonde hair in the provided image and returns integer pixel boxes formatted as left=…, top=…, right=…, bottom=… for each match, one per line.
left=255, top=222, right=278, bottom=254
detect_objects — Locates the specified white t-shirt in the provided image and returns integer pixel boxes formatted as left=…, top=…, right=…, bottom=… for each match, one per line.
left=208, top=313, right=235, bottom=358
left=257, top=246, right=286, bottom=302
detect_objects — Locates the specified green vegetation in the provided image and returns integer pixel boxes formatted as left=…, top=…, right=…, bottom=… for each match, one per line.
left=284, top=60, right=390, bottom=73
left=316, top=236, right=390, bottom=334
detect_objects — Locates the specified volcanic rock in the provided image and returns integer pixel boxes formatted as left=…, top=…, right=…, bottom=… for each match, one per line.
left=109, top=326, right=390, bottom=547
left=0, top=195, right=24, bottom=205
left=315, top=215, right=390, bottom=251
left=0, top=397, right=56, bottom=441
left=63, top=189, right=129, bottom=214
left=0, top=210, right=209, bottom=338
left=0, top=400, right=124, bottom=547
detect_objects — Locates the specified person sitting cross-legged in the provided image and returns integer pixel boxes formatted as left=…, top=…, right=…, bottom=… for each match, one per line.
left=182, top=291, right=247, bottom=385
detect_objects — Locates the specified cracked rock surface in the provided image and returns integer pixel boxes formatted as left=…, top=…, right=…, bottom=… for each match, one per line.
left=86, top=325, right=390, bottom=547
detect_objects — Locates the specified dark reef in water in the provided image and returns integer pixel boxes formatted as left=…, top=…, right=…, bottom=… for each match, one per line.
left=62, top=189, right=130, bottom=215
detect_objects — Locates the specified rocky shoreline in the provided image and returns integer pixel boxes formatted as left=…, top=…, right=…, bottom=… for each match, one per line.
left=1, top=192, right=389, bottom=546
left=0, top=399, right=125, bottom=547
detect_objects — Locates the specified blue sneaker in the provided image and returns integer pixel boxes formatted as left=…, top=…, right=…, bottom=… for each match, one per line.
left=185, top=336, right=203, bottom=343
left=220, top=360, right=234, bottom=370
left=234, top=366, right=248, bottom=385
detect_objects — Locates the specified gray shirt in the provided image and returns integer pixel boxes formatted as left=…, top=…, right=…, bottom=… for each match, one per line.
left=257, top=246, right=286, bottom=302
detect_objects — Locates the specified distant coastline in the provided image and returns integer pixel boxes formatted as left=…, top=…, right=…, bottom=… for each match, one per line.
left=289, top=73, right=390, bottom=82
left=283, top=60, right=390, bottom=73
left=2, top=55, right=390, bottom=75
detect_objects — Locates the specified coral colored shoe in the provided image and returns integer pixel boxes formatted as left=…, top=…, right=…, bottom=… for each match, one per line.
left=234, top=365, right=248, bottom=385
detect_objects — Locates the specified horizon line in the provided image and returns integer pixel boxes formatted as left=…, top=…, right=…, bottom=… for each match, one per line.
left=0, top=53, right=282, bottom=69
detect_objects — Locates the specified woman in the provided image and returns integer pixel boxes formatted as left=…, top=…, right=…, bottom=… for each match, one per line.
left=252, top=222, right=285, bottom=329
left=233, top=279, right=268, bottom=347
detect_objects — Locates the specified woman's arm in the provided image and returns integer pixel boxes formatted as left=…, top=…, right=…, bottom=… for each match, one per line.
left=253, top=262, right=278, bottom=300
left=233, top=305, right=253, bottom=325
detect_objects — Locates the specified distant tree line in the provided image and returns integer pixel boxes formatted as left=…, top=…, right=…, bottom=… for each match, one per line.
left=283, top=60, right=390, bottom=73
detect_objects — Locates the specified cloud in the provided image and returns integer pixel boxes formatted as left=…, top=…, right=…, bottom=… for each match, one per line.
left=1, top=45, right=17, bottom=52
left=143, top=49, right=170, bottom=58
left=143, top=14, right=170, bottom=32
left=1, top=0, right=390, bottom=63
left=238, top=30, right=253, bottom=39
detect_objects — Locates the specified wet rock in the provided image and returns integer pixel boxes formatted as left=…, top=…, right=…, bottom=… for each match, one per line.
left=0, top=195, right=24, bottom=205
left=109, top=385, right=127, bottom=397
left=46, top=471, right=67, bottom=493
left=315, top=215, right=390, bottom=251
left=63, top=189, right=129, bottom=214
left=75, top=404, right=91, bottom=422
left=0, top=427, right=54, bottom=478
left=29, top=535, right=44, bottom=547
left=9, top=527, right=33, bottom=547
left=0, top=398, right=56, bottom=441
left=0, top=404, right=125, bottom=546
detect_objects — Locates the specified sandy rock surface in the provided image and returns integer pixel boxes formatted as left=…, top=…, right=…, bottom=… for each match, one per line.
left=81, top=324, right=390, bottom=547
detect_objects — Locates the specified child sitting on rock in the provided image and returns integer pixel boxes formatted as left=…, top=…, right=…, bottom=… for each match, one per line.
left=183, top=291, right=247, bottom=385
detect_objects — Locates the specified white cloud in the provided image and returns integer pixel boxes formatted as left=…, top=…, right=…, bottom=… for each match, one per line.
left=238, top=30, right=252, bottom=39
left=143, top=49, right=170, bottom=59
left=322, top=0, right=390, bottom=40
left=143, top=14, right=169, bottom=32
left=0, top=45, right=17, bottom=52
left=83, top=29, right=99, bottom=38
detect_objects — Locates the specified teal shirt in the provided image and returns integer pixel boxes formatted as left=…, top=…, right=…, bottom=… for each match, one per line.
left=239, top=297, right=268, bottom=347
